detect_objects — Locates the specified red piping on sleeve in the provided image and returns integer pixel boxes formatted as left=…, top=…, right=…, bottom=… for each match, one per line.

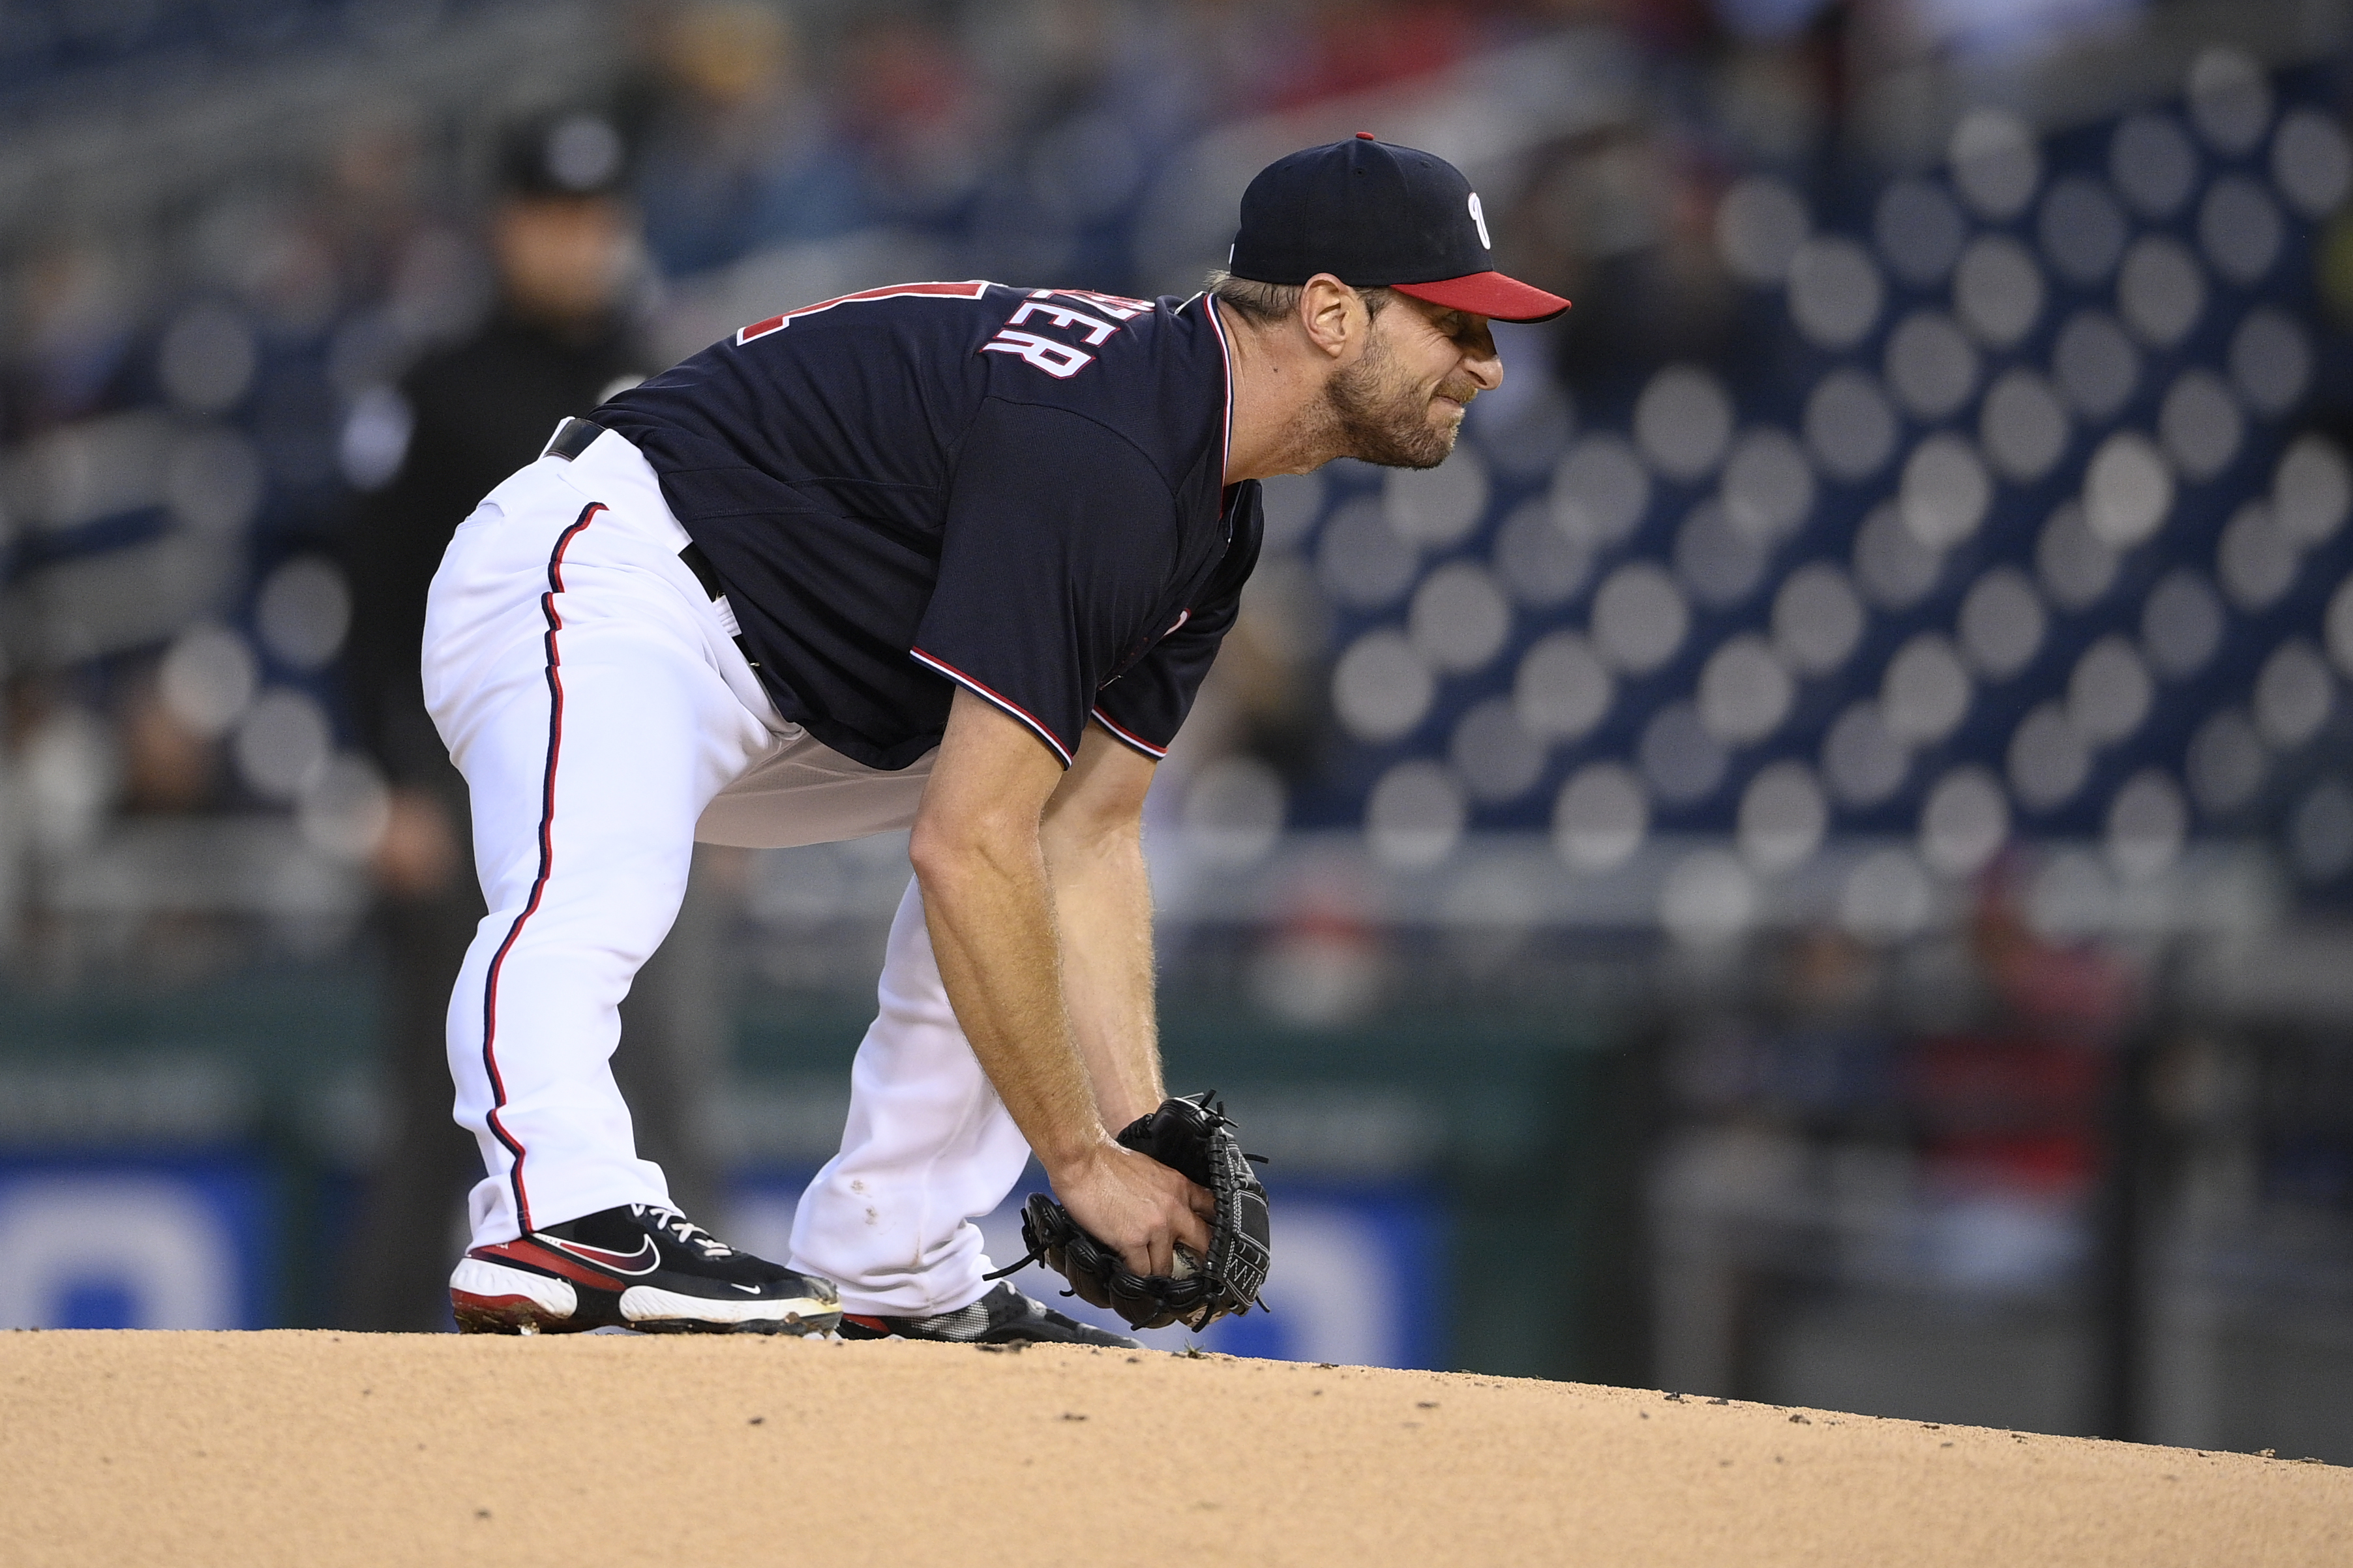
left=908, top=648, right=1075, bottom=766
left=1090, top=708, right=1169, bottom=760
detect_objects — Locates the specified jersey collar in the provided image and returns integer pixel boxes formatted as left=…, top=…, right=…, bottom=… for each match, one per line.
left=1191, top=291, right=1236, bottom=489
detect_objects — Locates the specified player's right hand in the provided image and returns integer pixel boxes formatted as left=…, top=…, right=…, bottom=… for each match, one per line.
left=373, top=788, right=462, bottom=896
left=1051, top=1139, right=1214, bottom=1279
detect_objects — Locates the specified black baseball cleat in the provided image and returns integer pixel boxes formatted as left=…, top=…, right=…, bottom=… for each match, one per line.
left=837, top=1281, right=1142, bottom=1349
left=450, top=1203, right=841, bottom=1336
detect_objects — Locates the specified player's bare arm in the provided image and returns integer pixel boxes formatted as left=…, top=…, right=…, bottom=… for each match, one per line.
left=909, top=688, right=1213, bottom=1278
left=1040, top=722, right=1165, bottom=1132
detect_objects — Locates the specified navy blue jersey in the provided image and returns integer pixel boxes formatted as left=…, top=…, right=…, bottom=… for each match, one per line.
left=593, top=282, right=1262, bottom=770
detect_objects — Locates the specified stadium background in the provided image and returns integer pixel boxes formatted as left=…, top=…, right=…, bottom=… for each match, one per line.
left=1, top=0, right=2350, bottom=1462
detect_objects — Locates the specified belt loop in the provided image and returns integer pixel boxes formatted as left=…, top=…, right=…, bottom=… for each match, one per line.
left=678, top=540, right=725, bottom=600
left=542, top=417, right=605, bottom=462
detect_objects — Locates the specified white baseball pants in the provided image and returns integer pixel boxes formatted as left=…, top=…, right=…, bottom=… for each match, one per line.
left=422, top=427, right=1032, bottom=1315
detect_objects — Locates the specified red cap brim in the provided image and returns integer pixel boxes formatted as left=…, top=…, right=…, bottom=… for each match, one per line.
left=1391, top=271, right=1571, bottom=323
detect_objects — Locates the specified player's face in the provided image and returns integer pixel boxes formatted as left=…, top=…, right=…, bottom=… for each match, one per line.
left=1325, top=293, right=1502, bottom=469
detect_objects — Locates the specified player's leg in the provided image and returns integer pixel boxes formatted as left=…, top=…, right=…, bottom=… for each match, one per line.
left=787, top=876, right=1137, bottom=1346
left=440, top=621, right=734, bottom=1239
left=424, top=457, right=833, bottom=1333
left=788, top=876, right=1029, bottom=1310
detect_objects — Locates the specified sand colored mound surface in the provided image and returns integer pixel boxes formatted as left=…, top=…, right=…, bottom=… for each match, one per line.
left=2, top=1331, right=2345, bottom=1566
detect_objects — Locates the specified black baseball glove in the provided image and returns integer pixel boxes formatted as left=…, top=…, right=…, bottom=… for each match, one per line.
left=989, top=1092, right=1270, bottom=1333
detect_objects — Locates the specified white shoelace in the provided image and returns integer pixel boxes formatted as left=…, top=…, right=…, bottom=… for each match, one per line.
left=633, top=1205, right=734, bottom=1258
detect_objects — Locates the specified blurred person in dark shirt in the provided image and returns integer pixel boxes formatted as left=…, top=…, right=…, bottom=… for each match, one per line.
left=1503, top=126, right=1742, bottom=399
left=340, top=111, right=738, bottom=1330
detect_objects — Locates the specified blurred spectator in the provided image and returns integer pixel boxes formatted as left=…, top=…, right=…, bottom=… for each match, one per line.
left=632, top=2, right=866, bottom=276
left=335, top=110, right=728, bottom=1330
left=1968, top=860, right=2136, bottom=1037
left=4, top=242, right=140, bottom=436
left=839, top=10, right=995, bottom=228
left=1508, top=125, right=1743, bottom=396
left=1126, top=0, right=1304, bottom=126
left=1266, top=0, right=1481, bottom=108
left=116, top=668, right=220, bottom=816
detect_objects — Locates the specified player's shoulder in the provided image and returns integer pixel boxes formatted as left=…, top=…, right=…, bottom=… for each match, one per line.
left=965, top=287, right=1228, bottom=467
left=722, top=280, right=1200, bottom=355
left=726, top=279, right=1013, bottom=348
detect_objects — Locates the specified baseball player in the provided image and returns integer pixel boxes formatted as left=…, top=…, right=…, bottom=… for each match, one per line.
left=430, top=136, right=1567, bottom=1344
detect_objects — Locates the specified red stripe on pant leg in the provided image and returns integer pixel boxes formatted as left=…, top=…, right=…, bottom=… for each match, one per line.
left=477, top=501, right=606, bottom=1234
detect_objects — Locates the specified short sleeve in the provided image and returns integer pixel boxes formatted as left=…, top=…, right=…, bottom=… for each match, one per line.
left=1088, top=596, right=1237, bottom=758
left=1090, top=483, right=1262, bottom=758
left=912, top=398, right=1180, bottom=765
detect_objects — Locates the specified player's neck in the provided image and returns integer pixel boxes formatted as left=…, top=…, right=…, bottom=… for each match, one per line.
left=1217, top=300, right=1355, bottom=483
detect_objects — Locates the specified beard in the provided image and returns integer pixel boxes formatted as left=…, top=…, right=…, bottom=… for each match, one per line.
left=1322, top=331, right=1478, bottom=470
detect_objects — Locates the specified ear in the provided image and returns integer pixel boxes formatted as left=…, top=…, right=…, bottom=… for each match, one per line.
left=1296, top=273, right=1362, bottom=360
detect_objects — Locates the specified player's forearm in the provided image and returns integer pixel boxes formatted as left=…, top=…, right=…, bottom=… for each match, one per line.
left=910, top=823, right=1111, bottom=1174
left=1042, top=812, right=1163, bottom=1132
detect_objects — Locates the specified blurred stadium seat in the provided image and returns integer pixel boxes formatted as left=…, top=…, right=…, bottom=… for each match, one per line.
left=1255, top=53, right=2353, bottom=949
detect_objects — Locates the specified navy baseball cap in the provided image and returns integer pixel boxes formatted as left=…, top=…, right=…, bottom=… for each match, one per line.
left=1229, top=134, right=1570, bottom=323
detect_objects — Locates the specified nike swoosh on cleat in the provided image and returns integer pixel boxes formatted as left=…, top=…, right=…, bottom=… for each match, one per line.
left=542, top=1233, right=661, bottom=1278
left=731, top=1282, right=762, bottom=1294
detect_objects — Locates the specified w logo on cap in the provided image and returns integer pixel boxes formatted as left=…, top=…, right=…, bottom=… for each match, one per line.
left=1227, top=138, right=1568, bottom=321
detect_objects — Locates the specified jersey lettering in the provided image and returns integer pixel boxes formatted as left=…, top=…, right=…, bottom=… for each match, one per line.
left=981, top=290, right=1144, bottom=379
left=980, top=330, right=1095, bottom=379
left=1006, top=299, right=1120, bottom=345
left=736, top=280, right=992, bottom=346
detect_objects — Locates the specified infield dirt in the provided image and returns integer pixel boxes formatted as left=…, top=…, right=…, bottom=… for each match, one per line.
left=1, top=1329, right=2344, bottom=1565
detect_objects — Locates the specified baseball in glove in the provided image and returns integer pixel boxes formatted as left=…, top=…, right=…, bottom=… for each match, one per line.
left=987, top=1091, right=1270, bottom=1333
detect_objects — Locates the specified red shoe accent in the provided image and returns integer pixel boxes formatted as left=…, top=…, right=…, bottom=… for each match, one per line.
left=842, top=1314, right=890, bottom=1333
left=469, top=1237, right=623, bottom=1292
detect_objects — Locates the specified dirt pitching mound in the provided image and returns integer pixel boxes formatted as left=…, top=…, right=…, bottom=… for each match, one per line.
left=2, top=1331, right=2344, bottom=1566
